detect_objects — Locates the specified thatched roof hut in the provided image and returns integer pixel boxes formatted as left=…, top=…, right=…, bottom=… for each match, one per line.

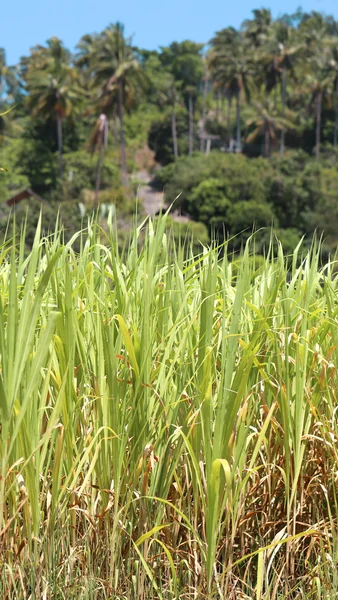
left=5, top=188, right=47, bottom=207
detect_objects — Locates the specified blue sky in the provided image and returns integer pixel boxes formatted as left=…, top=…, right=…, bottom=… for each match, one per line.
left=3, top=0, right=338, bottom=65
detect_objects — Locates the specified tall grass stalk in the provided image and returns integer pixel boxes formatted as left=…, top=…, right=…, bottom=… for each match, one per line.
left=0, top=215, right=337, bottom=598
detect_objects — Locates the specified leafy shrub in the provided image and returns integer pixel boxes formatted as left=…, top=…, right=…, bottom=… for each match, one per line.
left=80, top=187, right=136, bottom=216
left=187, top=178, right=231, bottom=223
left=164, top=216, right=209, bottom=252
left=157, top=149, right=338, bottom=252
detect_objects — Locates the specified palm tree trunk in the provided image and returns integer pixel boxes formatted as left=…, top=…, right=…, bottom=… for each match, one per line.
left=236, top=89, right=241, bottom=152
left=118, top=78, right=128, bottom=186
left=280, top=66, right=287, bottom=155
left=265, top=123, right=272, bottom=158
left=95, top=141, right=103, bottom=206
left=264, top=122, right=270, bottom=158
left=227, top=94, right=232, bottom=147
left=56, top=114, right=63, bottom=179
left=216, top=90, right=220, bottom=121
left=200, top=72, right=208, bottom=152
left=221, top=91, right=226, bottom=121
left=172, top=109, right=179, bottom=159
left=315, top=91, right=322, bottom=161
left=334, top=76, right=338, bottom=153
left=188, top=92, right=194, bottom=155
left=113, top=114, right=118, bottom=145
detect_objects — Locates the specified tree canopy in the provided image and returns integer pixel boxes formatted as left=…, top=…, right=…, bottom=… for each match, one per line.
left=2, top=9, right=338, bottom=253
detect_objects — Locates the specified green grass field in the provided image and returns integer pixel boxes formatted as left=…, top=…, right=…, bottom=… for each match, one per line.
left=0, top=214, right=338, bottom=599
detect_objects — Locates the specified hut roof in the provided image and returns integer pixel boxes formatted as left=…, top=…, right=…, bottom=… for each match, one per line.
left=5, top=188, right=47, bottom=207
left=198, top=131, right=221, bottom=140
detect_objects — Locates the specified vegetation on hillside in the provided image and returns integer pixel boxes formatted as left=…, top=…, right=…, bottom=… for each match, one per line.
left=2, top=9, right=338, bottom=250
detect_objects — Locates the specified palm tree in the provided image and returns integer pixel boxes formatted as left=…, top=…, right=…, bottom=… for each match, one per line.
left=75, top=34, right=99, bottom=72
left=0, top=51, right=19, bottom=144
left=86, top=23, right=143, bottom=186
left=246, top=99, right=295, bottom=157
left=209, top=31, right=254, bottom=152
left=0, top=49, right=13, bottom=104
left=307, top=67, right=333, bottom=160
left=242, top=9, right=272, bottom=48
left=87, top=113, right=108, bottom=204
left=326, top=41, right=338, bottom=150
left=261, top=20, right=302, bottom=154
left=186, top=84, right=196, bottom=155
left=24, top=37, right=83, bottom=178
left=298, top=11, right=333, bottom=46
left=159, top=41, right=204, bottom=156
left=297, top=13, right=334, bottom=159
left=200, top=60, right=209, bottom=151
left=0, top=49, right=19, bottom=113
left=158, top=75, right=182, bottom=159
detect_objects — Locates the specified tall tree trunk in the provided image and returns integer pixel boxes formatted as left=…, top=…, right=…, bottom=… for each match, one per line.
left=221, top=91, right=226, bottom=122
left=273, top=56, right=278, bottom=107
left=113, top=114, right=118, bottom=145
left=315, top=90, right=322, bottom=161
left=227, top=94, right=232, bottom=147
left=56, top=114, right=63, bottom=179
left=334, top=76, right=338, bottom=154
left=118, top=78, right=128, bottom=186
left=188, top=92, right=194, bottom=155
left=264, top=121, right=270, bottom=158
left=200, top=72, right=208, bottom=152
left=235, top=89, right=241, bottom=152
left=216, top=90, right=220, bottom=121
left=94, top=141, right=103, bottom=206
left=172, top=109, right=178, bottom=159
left=280, top=66, right=287, bottom=155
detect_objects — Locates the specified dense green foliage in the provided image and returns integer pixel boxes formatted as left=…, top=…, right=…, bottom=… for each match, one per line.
left=157, top=149, right=338, bottom=252
left=1, top=217, right=338, bottom=598
left=2, top=9, right=338, bottom=248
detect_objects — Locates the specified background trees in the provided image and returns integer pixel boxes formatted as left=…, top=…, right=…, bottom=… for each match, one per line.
left=76, top=23, right=144, bottom=186
left=160, top=41, right=204, bottom=155
left=209, top=28, right=253, bottom=152
left=2, top=8, right=338, bottom=254
left=24, top=37, right=83, bottom=178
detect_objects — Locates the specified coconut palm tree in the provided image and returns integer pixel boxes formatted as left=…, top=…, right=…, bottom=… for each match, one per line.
left=306, top=66, right=333, bottom=160
left=326, top=41, right=338, bottom=150
left=186, top=84, right=196, bottom=155
left=157, top=74, right=182, bottom=159
left=200, top=59, right=209, bottom=151
left=246, top=99, right=295, bottom=157
left=87, top=113, right=108, bottom=204
left=75, top=34, right=99, bottom=71
left=24, top=37, right=83, bottom=178
left=0, top=52, right=21, bottom=151
left=261, top=20, right=303, bottom=154
left=159, top=41, right=204, bottom=156
left=0, top=49, right=14, bottom=104
left=0, top=51, right=17, bottom=144
left=297, top=13, right=334, bottom=159
left=85, top=23, right=144, bottom=186
left=209, top=31, right=254, bottom=152
left=242, top=8, right=272, bottom=48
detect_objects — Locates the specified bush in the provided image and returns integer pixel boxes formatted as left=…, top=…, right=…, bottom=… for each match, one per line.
left=165, top=217, right=209, bottom=252
left=156, top=149, right=338, bottom=252
left=60, top=150, right=121, bottom=201
left=160, top=152, right=270, bottom=209
left=187, top=178, right=231, bottom=223
left=79, top=187, right=136, bottom=216
left=227, top=201, right=275, bottom=233
left=0, top=138, right=31, bottom=202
